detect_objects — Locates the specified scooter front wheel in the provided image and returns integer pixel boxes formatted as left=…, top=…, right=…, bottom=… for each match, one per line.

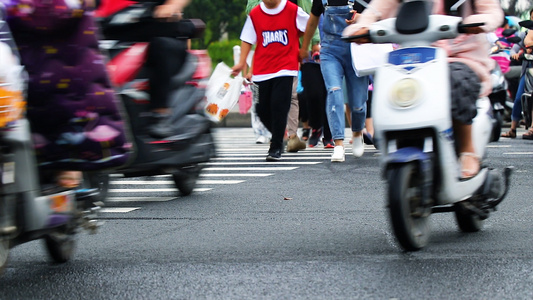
left=44, top=227, right=76, bottom=263
left=388, top=162, right=431, bottom=251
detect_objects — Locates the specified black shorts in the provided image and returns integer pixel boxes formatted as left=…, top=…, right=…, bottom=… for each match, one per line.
left=449, top=62, right=481, bottom=125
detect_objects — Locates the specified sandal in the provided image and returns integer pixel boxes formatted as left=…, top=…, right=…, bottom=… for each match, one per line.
left=523, top=128, right=533, bottom=140
left=459, top=152, right=480, bottom=180
left=501, top=128, right=516, bottom=138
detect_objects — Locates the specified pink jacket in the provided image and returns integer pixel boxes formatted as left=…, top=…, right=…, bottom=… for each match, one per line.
left=344, top=0, right=504, bottom=97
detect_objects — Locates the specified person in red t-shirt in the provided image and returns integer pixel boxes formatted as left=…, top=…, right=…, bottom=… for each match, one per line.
left=232, top=0, right=309, bottom=161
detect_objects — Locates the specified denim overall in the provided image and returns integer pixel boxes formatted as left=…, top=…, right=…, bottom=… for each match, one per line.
left=320, top=0, right=369, bottom=140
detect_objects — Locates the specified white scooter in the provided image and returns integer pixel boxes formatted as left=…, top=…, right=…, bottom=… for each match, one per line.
left=343, top=0, right=512, bottom=251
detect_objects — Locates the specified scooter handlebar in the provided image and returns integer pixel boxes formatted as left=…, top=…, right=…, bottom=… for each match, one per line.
left=340, top=33, right=371, bottom=43
left=457, top=22, right=485, bottom=34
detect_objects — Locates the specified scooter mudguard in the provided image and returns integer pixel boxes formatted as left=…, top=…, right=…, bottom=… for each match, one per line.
left=384, top=146, right=433, bottom=206
left=384, top=147, right=432, bottom=179
left=385, top=146, right=430, bottom=164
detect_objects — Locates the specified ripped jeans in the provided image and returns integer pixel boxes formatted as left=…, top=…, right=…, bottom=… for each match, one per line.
left=319, top=40, right=369, bottom=140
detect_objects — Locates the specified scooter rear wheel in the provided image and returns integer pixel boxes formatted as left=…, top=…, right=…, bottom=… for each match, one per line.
left=0, top=239, right=8, bottom=274
left=44, top=226, right=76, bottom=263
left=388, top=162, right=431, bottom=251
left=454, top=202, right=484, bottom=232
left=173, top=164, right=202, bottom=196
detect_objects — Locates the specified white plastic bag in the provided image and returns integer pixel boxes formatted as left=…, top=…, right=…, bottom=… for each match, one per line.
left=351, top=43, right=394, bottom=76
left=205, top=62, right=243, bottom=122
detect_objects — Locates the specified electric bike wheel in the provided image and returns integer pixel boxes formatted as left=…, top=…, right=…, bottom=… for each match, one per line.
left=388, top=162, right=431, bottom=251
left=44, top=226, right=76, bottom=263
left=0, top=239, right=8, bottom=273
left=173, top=164, right=202, bottom=196
left=454, top=202, right=484, bottom=232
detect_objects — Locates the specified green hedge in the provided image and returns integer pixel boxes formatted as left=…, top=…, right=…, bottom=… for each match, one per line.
left=207, top=39, right=241, bottom=70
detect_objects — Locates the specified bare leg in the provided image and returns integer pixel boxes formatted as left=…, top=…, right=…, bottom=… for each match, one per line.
left=454, top=121, right=479, bottom=178
left=334, top=139, right=344, bottom=147
left=365, top=117, right=374, bottom=137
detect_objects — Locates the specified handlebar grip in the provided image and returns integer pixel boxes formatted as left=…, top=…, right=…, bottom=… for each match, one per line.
left=457, top=22, right=484, bottom=33
left=340, top=33, right=371, bottom=42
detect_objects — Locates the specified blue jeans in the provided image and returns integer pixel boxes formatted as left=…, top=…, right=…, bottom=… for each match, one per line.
left=320, top=4, right=369, bottom=140
left=512, top=75, right=525, bottom=122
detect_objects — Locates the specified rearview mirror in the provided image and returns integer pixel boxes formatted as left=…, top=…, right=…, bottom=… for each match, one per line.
left=507, top=36, right=522, bottom=44
left=502, top=28, right=516, bottom=37
left=519, top=20, right=533, bottom=29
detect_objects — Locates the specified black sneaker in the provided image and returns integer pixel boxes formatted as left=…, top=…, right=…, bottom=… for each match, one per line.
left=266, top=149, right=282, bottom=161
left=308, top=128, right=322, bottom=148
left=148, top=112, right=174, bottom=138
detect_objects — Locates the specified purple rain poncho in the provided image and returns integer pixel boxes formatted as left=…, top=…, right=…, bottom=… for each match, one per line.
left=3, top=0, right=131, bottom=171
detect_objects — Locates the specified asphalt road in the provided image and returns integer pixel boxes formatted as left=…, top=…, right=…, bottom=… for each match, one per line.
left=1, top=127, right=532, bottom=299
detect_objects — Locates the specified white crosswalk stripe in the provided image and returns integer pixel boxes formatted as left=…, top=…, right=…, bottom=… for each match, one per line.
left=102, top=128, right=377, bottom=213
left=101, top=128, right=336, bottom=213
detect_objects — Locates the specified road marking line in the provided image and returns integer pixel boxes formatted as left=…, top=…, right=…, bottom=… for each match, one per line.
left=204, top=167, right=299, bottom=171
left=205, top=161, right=321, bottom=165
left=100, top=207, right=140, bottom=213
left=200, top=173, right=273, bottom=177
left=109, top=188, right=178, bottom=192
left=215, top=152, right=332, bottom=156
left=106, top=197, right=175, bottom=202
left=503, top=152, right=533, bottom=155
left=107, top=188, right=214, bottom=193
left=198, top=180, right=245, bottom=184
left=110, top=180, right=245, bottom=185
left=110, top=181, right=174, bottom=184
left=212, top=156, right=331, bottom=160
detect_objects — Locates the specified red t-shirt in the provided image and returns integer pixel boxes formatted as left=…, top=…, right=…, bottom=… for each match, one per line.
left=247, top=1, right=305, bottom=82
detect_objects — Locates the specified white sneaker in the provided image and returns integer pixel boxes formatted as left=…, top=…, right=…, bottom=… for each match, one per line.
left=331, top=145, right=345, bottom=162
left=352, top=134, right=364, bottom=157
left=256, top=135, right=269, bottom=144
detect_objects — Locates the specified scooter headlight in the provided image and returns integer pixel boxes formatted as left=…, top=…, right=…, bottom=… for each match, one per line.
left=390, top=78, right=421, bottom=108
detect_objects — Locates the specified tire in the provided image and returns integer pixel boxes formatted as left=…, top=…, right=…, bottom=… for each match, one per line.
left=172, top=165, right=202, bottom=196
left=44, top=227, right=76, bottom=263
left=387, top=163, right=431, bottom=251
left=453, top=169, right=501, bottom=233
left=454, top=203, right=484, bottom=232
left=0, top=239, right=8, bottom=274
left=491, top=110, right=503, bottom=142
